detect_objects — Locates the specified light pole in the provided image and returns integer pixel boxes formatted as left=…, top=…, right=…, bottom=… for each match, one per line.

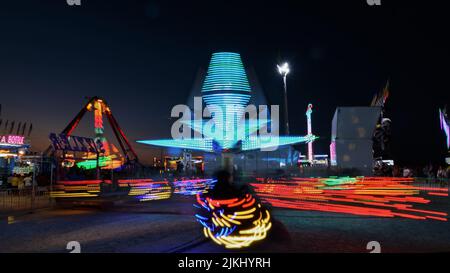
left=277, top=62, right=290, bottom=136
left=277, top=62, right=291, bottom=166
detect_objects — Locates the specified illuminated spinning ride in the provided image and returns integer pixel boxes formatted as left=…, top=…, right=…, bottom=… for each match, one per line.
left=138, top=52, right=317, bottom=153
left=47, top=97, right=139, bottom=169
left=120, top=178, right=217, bottom=201
left=195, top=193, right=272, bottom=249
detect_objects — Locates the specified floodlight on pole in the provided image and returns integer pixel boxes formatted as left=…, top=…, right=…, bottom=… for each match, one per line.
left=278, top=62, right=292, bottom=167
left=277, top=62, right=290, bottom=136
left=277, top=62, right=290, bottom=77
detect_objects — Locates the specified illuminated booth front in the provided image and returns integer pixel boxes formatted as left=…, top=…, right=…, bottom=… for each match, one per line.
left=0, top=134, right=30, bottom=181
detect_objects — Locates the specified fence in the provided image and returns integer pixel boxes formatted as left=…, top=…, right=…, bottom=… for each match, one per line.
left=0, top=187, right=51, bottom=212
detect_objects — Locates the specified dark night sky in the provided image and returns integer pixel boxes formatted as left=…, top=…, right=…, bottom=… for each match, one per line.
left=0, top=0, right=449, bottom=165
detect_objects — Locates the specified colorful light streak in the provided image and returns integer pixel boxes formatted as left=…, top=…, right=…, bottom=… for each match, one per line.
left=118, top=178, right=217, bottom=201
left=129, top=183, right=172, bottom=201
left=173, top=178, right=216, bottom=195
left=251, top=177, right=448, bottom=221
left=51, top=180, right=111, bottom=198
left=119, top=179, right=172, bottom=201
left=195, top=193, right=272, bottom=249
left=76, top=155, right=123, bottom=170
left=118, top=178, right=154, bottom=187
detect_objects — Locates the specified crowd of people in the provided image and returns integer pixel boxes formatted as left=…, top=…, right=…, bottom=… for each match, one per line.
left=392, top=163, right=450, bottom=180
left=0, top=173, right=36, bottom=189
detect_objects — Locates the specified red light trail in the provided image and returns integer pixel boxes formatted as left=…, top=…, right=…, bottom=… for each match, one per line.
left=251, top=177, right=448, bottom=221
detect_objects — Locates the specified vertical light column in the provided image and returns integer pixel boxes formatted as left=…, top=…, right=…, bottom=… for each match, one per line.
left=94, top=100, right=103, bottom=135
left=306, top=104, right=313, bottom=163
left=94, top=99, right=110, bottom=155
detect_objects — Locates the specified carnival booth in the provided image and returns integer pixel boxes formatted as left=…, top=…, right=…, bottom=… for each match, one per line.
left=0, top=134, right=30, bottom=186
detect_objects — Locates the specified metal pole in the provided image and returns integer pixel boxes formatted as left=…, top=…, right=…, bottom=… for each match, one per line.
left=282, top=75, right=292, bottom=167
left=283, top=75, right=290, bottom=136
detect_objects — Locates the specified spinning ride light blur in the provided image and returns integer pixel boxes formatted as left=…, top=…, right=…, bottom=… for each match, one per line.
left=117, top=178, right=217, bottom=201
left=173, top=178, right=217, bottom=195
left=50, top=180, right=110, bottom=198
left=119, top=179, right=172, bottom=201
left=251, top=177, right=448, bottom=221
left=195, top=193, right=272, bottom=249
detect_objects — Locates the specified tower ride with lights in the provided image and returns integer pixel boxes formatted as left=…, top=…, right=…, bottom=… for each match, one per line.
left=138, top=52, right=317, bottom=173
left=306, top=103, right=314, bottom=163
left=93, top=99, right=109, bottom=155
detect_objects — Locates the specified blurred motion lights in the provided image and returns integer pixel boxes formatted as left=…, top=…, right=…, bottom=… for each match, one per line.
left=195, top=193, right=272, bottom=249
left=251, top=177, right=448, bottom=221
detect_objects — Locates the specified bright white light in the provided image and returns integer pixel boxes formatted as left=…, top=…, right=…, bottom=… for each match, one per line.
left=277, top=62, right=290, bottom=76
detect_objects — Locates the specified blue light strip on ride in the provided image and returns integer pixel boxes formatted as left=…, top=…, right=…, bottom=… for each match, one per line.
left=242, top=135, right=318, bottom=151
left=201, top=52, right=251, bottom=93
left=136, top=138, right=214, bottom=152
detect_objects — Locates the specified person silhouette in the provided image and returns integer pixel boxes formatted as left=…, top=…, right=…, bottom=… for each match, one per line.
left=207, top=169, right=244, bottom=199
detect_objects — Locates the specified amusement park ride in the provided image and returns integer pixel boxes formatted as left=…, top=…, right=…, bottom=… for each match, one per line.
left=138, top=52, right=317, bottom=173
left=47, top=97, right=146, bottom=203
left=46, top=96, right=139, bottom=173
left=47, top=96, right=218, bottom=207
left=43, top=55, right=449, bottom=250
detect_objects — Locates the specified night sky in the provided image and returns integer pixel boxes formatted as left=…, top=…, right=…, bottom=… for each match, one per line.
left=0, top=0, right=449, bottom=165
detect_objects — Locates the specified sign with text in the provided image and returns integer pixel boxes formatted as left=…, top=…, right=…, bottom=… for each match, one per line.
left=49, top=133, right=105, bottom=154
left=0, top=135, right=25, bottom=146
